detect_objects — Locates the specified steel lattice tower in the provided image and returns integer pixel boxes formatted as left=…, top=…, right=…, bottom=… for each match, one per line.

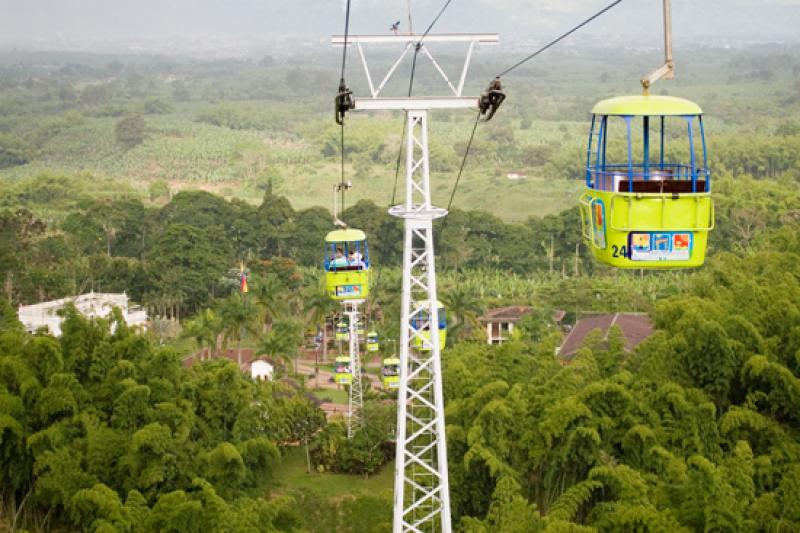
left=343, top=300, right=364, bottom=439
left=332, top=32, right=498, bottom=533
left=389, top=109, right=450, bottom=532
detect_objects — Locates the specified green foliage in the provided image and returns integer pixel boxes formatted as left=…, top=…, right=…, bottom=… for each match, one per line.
left=310, top=401, right=393, bottom=477
left=115, top=114, right=146, bottom=148
left=445, top=239, right=800, bottom=532
left=0, top=132, right=32, bottom=169
left=0, top=307, right=323, bottom=531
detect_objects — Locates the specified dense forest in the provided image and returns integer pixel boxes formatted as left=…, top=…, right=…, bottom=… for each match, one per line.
left=445, top=232, right=800, bottom=531
left=1, top=43, right=800, bottom=532
left=2, top=226, right=800, bottom=531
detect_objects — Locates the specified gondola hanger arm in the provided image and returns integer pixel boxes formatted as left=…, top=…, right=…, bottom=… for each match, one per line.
left=641, top=0, right=675, bottom=95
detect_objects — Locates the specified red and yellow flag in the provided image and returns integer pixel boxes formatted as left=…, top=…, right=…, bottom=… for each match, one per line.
left=239, top=262, right=248, bottom=293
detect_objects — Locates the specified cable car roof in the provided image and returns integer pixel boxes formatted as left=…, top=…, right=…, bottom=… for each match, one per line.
left=325, top=228, right=366, bottom=243
left=335, top=355, right=350, bottom=362
left=383, top=358, right=400, bottom=364
left=592, top=95, right=702, bottom=116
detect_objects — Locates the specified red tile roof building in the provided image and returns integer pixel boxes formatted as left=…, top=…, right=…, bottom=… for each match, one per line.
left=558, top=313, right=653, bottom=362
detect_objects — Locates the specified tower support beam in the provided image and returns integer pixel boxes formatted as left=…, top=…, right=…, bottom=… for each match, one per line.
left=391, top=110, right=451, bottom=533
left=343, top=300, right=364, bottom=439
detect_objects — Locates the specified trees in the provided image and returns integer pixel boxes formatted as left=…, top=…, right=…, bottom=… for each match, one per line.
left=257, top=318, right=303, bottom=374
left=115, top=115, right=146, bottom=148
left=250, top=274, right=289, bottom=334
left=0, top=133, right=32, bottom=169
left=441, top=239, right=800, bottom=531
left=183, top=308, right=222, bottom=361
left=442, top=285, right=483, bottom=344
left=0, top=305, right=323, bottom=531
left=148, top=224, right=230, bottom=315
left=219, top=293, right=258, bottom=367
left=303, top=281, right=337, bottom=362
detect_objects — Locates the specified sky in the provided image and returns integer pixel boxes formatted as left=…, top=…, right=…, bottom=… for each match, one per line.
left=0, top=0, right=799, bottom=50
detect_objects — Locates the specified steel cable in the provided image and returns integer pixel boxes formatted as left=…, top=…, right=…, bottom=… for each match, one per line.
left=390, top=0, right=456, bottom=205
left=496, top=0, right=622, bottom=78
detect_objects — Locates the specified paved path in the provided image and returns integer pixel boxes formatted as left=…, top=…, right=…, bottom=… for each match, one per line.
left=295, top=358, right=382, bottom=391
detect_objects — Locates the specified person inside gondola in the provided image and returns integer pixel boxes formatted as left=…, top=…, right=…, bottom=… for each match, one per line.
left=348, top=248, right=365, bottom=269
left=331, top=248, right=348, bottom=268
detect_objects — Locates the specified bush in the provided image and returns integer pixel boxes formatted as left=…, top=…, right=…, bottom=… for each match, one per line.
left=115, top=115, right=146, bottom=148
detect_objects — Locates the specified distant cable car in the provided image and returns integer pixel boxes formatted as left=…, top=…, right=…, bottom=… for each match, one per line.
left=411, top=301, right=447, bottom=352
left=579, top=95, right=713, bottom=268
left=324, top=229, right=370, bottom=300
left=366, top=332, right=380, bottom=352
left=381, top=357, right=400, bottom=390
left=334, top=355, right=352, bottom=385
left=335, top=321, right=349, bottom=342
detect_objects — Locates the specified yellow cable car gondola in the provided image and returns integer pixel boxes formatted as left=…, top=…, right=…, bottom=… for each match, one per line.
left=381, top=357, right=400, bottom=390
left=411, top=301, right=447, bottom=352
left=366, top=331, right=380, bottom=352
left=579, top=95, right=713, bottom=268
left=335, top=321, right=349, bottom=342
left=334, top=355, right=352, bottom=385
left=324, top=228, right=370, bottom=300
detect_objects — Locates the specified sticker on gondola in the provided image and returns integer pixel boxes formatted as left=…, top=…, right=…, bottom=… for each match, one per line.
left=592, top=199, right=606, bottom=249
left=336, top=285, right=362, bottom=296
left=629, top=232, right=692, bottom=261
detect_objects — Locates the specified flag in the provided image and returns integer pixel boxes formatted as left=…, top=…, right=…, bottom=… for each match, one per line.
left=239, top=262, right=248, bottom=293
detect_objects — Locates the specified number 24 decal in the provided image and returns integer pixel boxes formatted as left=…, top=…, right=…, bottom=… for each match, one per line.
left=611, top=245, right=628, bottom=258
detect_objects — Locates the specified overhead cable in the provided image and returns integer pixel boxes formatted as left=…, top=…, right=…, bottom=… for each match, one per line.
left=495, top=0, right=622, bottom=78
left=337, top=0, right=354, bottom=212
left=392, top=0, right=456, bottom=205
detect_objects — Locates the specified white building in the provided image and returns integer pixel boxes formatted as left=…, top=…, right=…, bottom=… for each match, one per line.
left=17, top=292, right=148, bottom=336
left=250, top=359, right=274, bottom=381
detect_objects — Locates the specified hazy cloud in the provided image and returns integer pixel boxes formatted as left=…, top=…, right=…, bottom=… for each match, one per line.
left=0, top=0, right=798, bottom=48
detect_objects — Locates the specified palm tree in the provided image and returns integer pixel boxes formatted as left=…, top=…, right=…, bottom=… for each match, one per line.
left=257, top=319, right=303, bottom=375
left=303, top=280, right=338, bottom=363
left=251, top=274, right=289, bottom=333
left=183, top=308, right=220, bottom=361
left=219, top=292, right=258, bottom=368
left=442, top=285, right=483, bottom=343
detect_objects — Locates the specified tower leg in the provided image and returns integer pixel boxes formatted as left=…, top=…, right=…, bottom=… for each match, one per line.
left=345, top=300, right=364, bottom=439
left=391, top=110, right=451, bottom=533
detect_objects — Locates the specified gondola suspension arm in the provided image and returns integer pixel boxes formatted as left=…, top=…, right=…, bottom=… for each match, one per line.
left=641, top=0, right=674, bottom=95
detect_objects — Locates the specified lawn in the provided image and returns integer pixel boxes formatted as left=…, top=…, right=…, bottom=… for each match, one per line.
left=271, top=446, right=394, bottom=497
left=310, top=387, right=349, bottom=405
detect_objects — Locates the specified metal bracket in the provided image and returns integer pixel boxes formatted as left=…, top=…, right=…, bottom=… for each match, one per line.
left=335, top=80, right=355, bottom=125
left=332, top=33, right=499, bottom=105
left=478, top=77, right=506, bottom=121
left=640, top=0, right=675, bottom=94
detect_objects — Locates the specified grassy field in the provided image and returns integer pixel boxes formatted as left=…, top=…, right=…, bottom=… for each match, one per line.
left=0, top=107, right=588, bottom=222
left=1, top=47, right=795, bottom=223
left=310, top=387, right=349, bottom=405
left=271, top=446, right=394, bottom=496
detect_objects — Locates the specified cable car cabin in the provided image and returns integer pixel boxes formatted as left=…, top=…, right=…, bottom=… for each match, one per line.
left=411, top=301, right=447, bottom=352
left=334, top=355, right=352, bottom=385
left=367, top=332, right=380, bottom=352
left=381, top=357, right=400, bottom=390
left=579, top=96, right=714, bottom=269
left=335, top=321, right=349, bottom=342
left=324, top=229, right=370, bottom=300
